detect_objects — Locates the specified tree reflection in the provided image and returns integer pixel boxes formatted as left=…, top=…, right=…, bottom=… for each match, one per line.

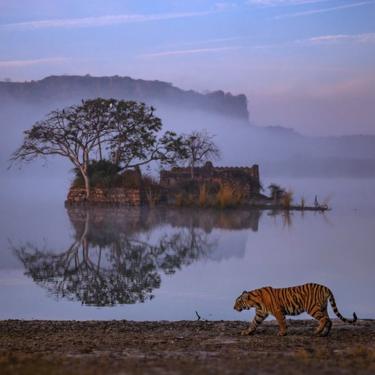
left=15, top=207, right=250, bottom=306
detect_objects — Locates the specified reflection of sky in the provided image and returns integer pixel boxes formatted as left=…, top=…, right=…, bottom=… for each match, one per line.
left=0, top=177, right=374, bottom=320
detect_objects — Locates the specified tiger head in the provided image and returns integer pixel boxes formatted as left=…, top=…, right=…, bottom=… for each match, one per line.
left=234, top=290, right=251, bottom=311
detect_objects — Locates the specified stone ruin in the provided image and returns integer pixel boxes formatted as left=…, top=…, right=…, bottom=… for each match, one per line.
left=66, top=161, right=262, bottom=206
left=160, top=161, right=261, bottom=200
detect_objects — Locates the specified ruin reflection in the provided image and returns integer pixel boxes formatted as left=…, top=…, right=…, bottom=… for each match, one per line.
left=14, top=207, right=262, bottom=307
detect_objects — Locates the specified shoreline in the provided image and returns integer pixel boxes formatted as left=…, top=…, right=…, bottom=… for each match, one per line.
left=1, top=319, right=374, bottom=374
left=65, top=200, right=330, bottom=212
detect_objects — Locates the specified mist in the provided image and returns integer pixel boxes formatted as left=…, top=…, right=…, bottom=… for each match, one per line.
left=1, top=80, right=375, bottom=207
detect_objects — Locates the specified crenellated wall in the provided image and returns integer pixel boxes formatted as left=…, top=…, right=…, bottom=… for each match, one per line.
left=160, top=162, right=261, bottom=198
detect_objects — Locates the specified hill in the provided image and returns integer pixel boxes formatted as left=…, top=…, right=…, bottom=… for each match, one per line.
left=0, top=75, right=249, bottom=121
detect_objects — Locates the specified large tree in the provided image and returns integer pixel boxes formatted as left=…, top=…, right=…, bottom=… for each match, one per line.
left=180, top=130, right=220, bottom=178
left=10, top=98, right=185, bottom=199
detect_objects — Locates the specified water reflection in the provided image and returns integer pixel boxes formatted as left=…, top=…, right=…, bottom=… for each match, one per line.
left=267, top=210, right=292, bottom=228
left=13, top=207, right=262, bottom=306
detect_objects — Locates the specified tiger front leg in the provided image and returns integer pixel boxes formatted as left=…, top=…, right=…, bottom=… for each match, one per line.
left=274, top=310, right=287, bottom=336
left=241, top=310, right=268, bottom=336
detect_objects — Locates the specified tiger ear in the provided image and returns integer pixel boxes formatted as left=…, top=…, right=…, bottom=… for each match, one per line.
left=242, top=290, right=247, bottom=295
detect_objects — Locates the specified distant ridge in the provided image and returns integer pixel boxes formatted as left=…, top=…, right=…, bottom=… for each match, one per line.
left=0, top=75, right=250, bottom=121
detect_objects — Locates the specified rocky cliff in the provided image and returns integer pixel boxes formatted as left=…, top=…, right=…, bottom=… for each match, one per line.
left=0, top=75, right=249, bottom=121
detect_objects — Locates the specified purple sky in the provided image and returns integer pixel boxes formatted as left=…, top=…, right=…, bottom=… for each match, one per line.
left=0, top=0, right=374, bottom=135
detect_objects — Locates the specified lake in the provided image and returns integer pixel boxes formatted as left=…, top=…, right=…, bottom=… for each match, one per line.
left=0, top=177, right=374, bottom=321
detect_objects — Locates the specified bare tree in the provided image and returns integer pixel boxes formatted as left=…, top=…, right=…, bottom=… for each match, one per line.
left=181, top=130, right=220, bottom=178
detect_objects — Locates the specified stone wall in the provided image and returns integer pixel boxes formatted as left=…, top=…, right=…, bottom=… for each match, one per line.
left=66, top=187, right=142, bottom=206
left=160, top=162, right=261, bottom=199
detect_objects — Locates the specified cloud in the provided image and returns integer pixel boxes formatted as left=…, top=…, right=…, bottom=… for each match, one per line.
left=247, top=0, right=332, bottom=6
left=308, top=33, right=375, bottom=44
left=164, top=36, right=245, bottom=49
left=215, top=2, right=238, bottom=11
left=0, top=11, right=213, bottom=30
left=140, top=46, right=240, bottom=58
left=0, top=57, right=69, bottom=68
left=252, top=33, right=375, bottom=49
left=273, top=0, right=375, bottom=19
left=141, top=31, right=375, bottom=59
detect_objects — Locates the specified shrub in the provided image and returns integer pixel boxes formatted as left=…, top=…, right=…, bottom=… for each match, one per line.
left=72, top=160, right=121, bottom=188
left=268, top=183, right=285, bottom=202
left=216, top=184, right=242, bottom=208
left=71, top=160, right=145, bottom=189
left=281, top=189, right=294, bottom=209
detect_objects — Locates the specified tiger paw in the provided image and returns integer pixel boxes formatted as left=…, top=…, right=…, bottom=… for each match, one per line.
left=240, top=329, right=254, bottom=336
left=315, top=331, right=329, bottom=337
left=278, top=331, right=287, bottom=336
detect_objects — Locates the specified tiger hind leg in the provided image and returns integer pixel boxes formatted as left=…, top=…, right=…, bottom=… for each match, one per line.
left=310, top=308, right=331, bottom=336
left=320, top=318, right=332, bottom=336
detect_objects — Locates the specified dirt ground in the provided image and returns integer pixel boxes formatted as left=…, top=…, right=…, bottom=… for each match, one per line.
left=0, top=319, right=374, bottom=375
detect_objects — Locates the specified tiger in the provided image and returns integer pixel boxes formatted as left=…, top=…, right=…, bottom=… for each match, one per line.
left=234, top=283, right=357, bottom=336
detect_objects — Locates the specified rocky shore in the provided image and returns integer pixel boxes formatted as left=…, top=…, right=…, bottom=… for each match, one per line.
left=0, top=319, right=374, bottom=374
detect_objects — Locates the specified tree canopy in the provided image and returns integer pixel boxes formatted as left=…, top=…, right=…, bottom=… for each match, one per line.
left=11, top=98, right=186, bottom=199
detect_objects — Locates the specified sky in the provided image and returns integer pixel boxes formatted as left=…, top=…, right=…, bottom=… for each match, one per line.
left=0, top=0, right=374, bottom=136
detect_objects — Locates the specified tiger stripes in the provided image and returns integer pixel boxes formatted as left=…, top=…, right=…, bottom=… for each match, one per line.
left=234, top=283, right=357, bottom=336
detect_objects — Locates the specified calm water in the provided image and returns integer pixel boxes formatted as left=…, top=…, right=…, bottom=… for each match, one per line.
left=0, top=178, right=374, bottom=320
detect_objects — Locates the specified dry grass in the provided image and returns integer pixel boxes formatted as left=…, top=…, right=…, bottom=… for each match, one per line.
left=175, top=193, right=184, bottom=207
left=199, top=184, right=208, bottom=207
left=173, top=182, right=244, bottom=208
left=174, top=192, right=195, bottom=207
left=216, top=184, right=243, bottom=208
left=281, top=189, right=294, bottom=209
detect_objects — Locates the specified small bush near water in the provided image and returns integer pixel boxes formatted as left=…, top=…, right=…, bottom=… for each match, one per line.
left=72, top=160, right=142, bottom=188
